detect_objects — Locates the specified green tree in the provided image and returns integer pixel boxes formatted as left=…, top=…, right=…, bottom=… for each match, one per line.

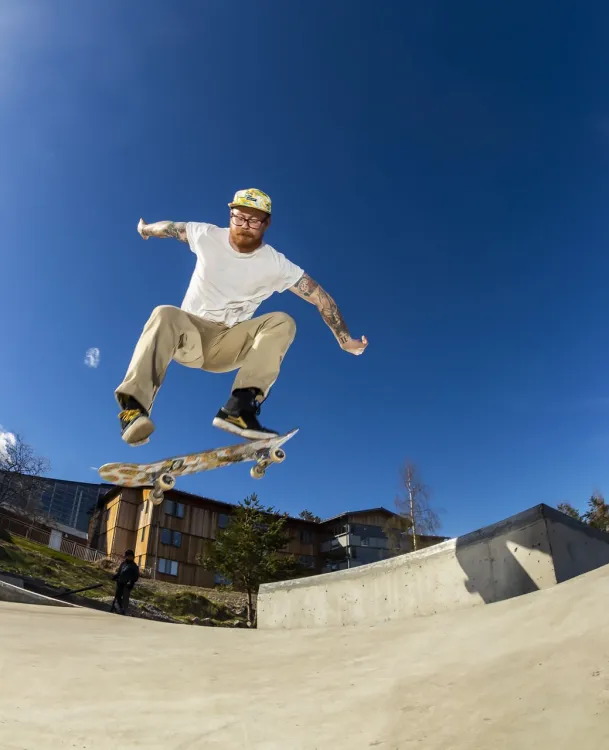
left=557, top=492, right=609, bottom=532
left=556, top=502, right=583, bottom=521
left=199, top=494, right=299, bottom=625
left=583, top=492, right=609, bottom=532
left=298, top=509, right=322, bottom=523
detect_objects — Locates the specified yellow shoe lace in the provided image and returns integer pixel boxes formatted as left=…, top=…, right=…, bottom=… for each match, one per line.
left=119, top=409, right=142, bottom=423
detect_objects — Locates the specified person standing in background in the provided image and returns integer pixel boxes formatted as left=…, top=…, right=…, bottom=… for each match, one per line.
left=112, top=549, right=139, bottom=615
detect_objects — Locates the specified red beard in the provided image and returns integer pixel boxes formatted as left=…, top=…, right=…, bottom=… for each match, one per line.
left=230, top=228, right=262, bottom=252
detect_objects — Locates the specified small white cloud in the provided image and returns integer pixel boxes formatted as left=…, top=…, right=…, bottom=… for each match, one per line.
left=84, top=347, right=101, bottom=368
left=89, top=466, right=99, bottom=472
left=0, top=425, right=16, bottom=458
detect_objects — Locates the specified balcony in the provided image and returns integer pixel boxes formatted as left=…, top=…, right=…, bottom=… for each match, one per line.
left=321, top=532, right=356, bottom=555
left=321, top=533, right=389, bottom=555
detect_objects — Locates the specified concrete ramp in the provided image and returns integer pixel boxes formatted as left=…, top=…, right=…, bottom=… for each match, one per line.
left=258, top=504, right=609, bottom=629
left=2, top=549, right=609, bottom=748
left=0, top=578, right=78, bottom=607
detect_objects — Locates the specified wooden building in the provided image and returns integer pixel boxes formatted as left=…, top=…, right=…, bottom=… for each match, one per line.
left=88, top=487, right=321, bottom=587
left=88, top=488, right=447, bottom=587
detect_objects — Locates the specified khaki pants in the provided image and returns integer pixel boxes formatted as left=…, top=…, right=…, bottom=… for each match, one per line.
left=115, top=305, right=297, bottom=413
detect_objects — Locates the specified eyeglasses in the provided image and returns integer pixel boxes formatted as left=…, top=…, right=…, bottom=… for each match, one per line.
left=230, top=211, right=267, bottom=229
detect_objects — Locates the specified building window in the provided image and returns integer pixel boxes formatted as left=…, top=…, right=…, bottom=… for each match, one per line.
left=160, top=528, right=182, bottom=547
left=361, top=537, right=369, bottom=546
left=140, top=527, right=145, bottom=542
left=158, top=558, right=178, bottom=576
left=299, top=554, right=315, bottom=569
left=300, top=529, right=313, bottom=544
left=214, top=572, right=231, bottom=585
left=164, top=500, right=185, bottom=519
left=218, top=513, right=229, bottom=529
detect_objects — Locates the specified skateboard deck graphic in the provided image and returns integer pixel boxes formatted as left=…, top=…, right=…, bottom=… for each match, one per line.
left=98, top=428, right=298, bottom=505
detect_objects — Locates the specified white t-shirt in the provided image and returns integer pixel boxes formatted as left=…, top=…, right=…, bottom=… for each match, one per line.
left=181, top=222, right=304, bottom=327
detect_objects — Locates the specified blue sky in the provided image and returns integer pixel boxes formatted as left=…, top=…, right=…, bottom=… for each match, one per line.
left=2, top=0, right=609, bottom=537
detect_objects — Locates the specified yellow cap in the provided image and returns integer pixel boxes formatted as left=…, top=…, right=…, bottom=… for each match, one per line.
left=228, top=188, right=272, bottom=215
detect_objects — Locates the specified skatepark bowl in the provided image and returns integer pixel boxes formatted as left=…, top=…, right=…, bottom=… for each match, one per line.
left=2, top=503, right=609, bottom=749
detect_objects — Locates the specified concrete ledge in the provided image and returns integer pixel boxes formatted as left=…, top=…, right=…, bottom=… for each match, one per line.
left=0, top=580, right=77, bottom=608
left=0, top=573, right=24, bottom=588
left=258, top=504, right=609, bottom=630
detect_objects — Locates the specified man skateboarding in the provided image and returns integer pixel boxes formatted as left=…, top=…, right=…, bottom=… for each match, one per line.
left=115, top=188, right=367, bottom=445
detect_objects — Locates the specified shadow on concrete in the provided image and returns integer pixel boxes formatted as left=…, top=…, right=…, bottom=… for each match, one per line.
left=454, top=503, right=609, bottom=605
left=454, top=505, right=542, bottom=605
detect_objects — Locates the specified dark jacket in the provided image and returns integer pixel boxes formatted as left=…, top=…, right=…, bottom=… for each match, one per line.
left=113, top=560, right=140, bottom=587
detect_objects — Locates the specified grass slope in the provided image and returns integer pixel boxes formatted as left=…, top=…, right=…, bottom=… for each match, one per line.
left=0, top=531, right=248, bottom=626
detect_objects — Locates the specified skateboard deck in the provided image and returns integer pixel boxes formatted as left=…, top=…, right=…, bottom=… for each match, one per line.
left=98, top=428, right=298, bottom=505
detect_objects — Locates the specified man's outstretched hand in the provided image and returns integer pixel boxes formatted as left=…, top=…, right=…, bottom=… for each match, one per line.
left=137, top=218, right=149, bottom=239
left=340, top=335, right=368, bottom=356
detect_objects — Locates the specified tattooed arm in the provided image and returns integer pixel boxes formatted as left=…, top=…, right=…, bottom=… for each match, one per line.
left=290, top=272, right=368, bottom=354
left=137, top=218, right=188, bottom=243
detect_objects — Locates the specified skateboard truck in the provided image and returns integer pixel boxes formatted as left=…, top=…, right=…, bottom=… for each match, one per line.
left=249, top=445, right=286, bottom=479
left=150, top=459, right=183, bottom=505
left=149, top=473, right=176, bottom=505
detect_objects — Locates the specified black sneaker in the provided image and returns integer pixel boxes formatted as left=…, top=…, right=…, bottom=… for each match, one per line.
left=212, top=388, right=279, bottom=440
left=118, top=397, right=154, bottom=446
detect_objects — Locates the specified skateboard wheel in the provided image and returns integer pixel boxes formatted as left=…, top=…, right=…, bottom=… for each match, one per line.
left=157, top=473, right=176, bottom=491
left=269, top=447, right=286, bottom=463
left=250, top=465, right=265, bottom=479
left=150, top=488, right=165, bottom=505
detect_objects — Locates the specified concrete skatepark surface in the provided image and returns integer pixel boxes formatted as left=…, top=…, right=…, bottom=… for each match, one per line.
left=2, top=505, right=609, bottom=749
left=1, top=565, right=609, bottom=748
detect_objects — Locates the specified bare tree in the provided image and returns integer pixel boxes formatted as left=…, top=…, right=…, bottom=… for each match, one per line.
left=0, top=432, right=51, bottom=521
left=385, top=461, right=441, bottom=552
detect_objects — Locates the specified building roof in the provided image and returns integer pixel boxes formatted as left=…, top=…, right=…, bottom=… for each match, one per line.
left=98, top=485, right=331, bottom=525
left=97, top=484, right=234, bottom=511
left=98, top=485, right=313, bottom=522
left=319, top=507, right=399, bottom=525
left=96, top=487, right=398, bottom=527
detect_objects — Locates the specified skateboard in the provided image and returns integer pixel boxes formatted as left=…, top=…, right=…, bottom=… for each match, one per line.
left=98, top=429, right=298, bottom=505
